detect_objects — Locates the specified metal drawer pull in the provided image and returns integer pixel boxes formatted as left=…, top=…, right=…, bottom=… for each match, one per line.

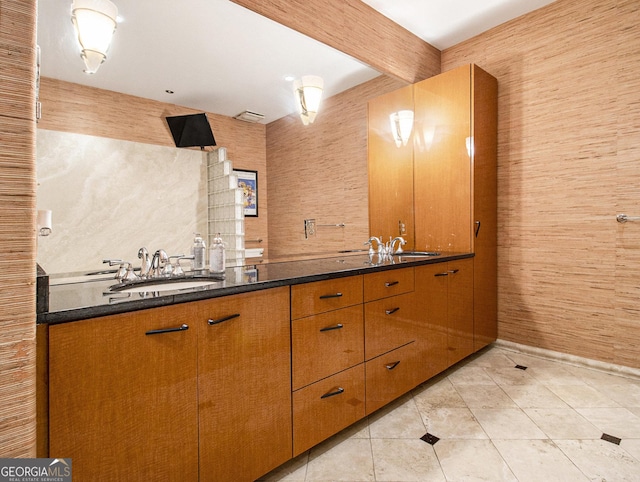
left=145, top=323, right=189, bottom=335
left=321, top=387, right=345, bottom=399
left=385, top=281, right=399, bottom=287
left=448, top=269, right=459, bottom=274
left=320, top=323, right=344, bottom=332
left=385, top=307, right=400, bottom=315
left=319, top=292, right=343, bottom=299
left=435, top=272, right=449, bottom=277
left=475, top=220, right=481, bottom=237
left=208, top=313, right=240, bottom=325
left=386, top=361, right=401, bottom=370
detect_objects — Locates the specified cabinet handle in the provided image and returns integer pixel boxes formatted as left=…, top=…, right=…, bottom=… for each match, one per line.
left=319, top=292, right=343, bottom=299
left=320, top=387, right=345, bottom=399
left=448, top=269, right=459, bottom=275
left=385, top=307, right=400, bottom=315
left=208, top=313, right=240, bottom=325
left=320, top=323, right=344, bottom=332
left=435, top=272, right=449, bottom=277
left=384, top=281, right=399, bottom=287
left=145, top=323, right=189, bottom=335
left=475, top=220, right=481, bottom=238
left=386, top=361, right=401, bottom=370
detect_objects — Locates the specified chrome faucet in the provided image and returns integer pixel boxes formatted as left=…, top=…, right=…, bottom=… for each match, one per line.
left=389, top=236, right=406, bottom=254
left=365, top=236, right=383, bottom=255
left=149, top=249, right=169, bottom=278
left=138, top=247, right=151, bottom=278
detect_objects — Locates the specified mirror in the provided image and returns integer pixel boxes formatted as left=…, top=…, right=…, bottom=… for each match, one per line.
left=35, top=0, right=384, bottom=275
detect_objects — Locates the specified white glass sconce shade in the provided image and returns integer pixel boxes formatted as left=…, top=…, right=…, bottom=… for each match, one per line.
left=293, top=75, right=324, bottom=125
left=71, top=0, right=118, bottom=74
left=389, top=110, right=414, bottom=147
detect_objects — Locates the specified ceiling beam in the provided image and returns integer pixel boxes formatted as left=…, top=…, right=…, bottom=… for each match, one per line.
left=230, top=0, right=441, bottom=84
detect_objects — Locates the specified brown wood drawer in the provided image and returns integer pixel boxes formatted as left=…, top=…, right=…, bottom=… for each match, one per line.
left=365, top=342, right=421, bottom=415
left=363, top=267, right=414, bottom=302
left=292, top=364, right=365, bottom=456
left=291, top=275, right=363, bottom=320
left=292, top=305, right=364, bottom=390
left=364, top=292, right=417, bottom=361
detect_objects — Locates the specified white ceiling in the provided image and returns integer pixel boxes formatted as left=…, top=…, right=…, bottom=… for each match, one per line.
left=37, top=0, right=556, bottom=124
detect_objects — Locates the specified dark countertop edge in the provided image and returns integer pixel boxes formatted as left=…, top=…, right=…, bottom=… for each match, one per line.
left=37, top=253, right=473, bottom=325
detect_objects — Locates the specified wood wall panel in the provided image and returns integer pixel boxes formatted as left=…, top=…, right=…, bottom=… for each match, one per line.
left=231, top=0, right=440, bottom=84
left=0, top=0, right=37, bottom=457
left=37, top=78, right=269, bottom=257
left=266, top=75, right=406, bottom=259
left=442, top=0, right=640, bottom=367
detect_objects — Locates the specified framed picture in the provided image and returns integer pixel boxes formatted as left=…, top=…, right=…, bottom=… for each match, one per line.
left=233, top=169, right=258, bottom=217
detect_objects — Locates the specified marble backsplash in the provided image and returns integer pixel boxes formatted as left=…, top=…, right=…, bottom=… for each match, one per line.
left=36, top=129, right=208, bottom=275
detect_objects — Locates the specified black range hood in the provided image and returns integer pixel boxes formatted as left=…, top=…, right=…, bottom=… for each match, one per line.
left=165, top=112, right=216, bottom=149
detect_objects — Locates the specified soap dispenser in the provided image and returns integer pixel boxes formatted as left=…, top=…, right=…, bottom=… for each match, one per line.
left=192, top=233, right=206, bottom=270
left=210, top=233, right=226, bottom=274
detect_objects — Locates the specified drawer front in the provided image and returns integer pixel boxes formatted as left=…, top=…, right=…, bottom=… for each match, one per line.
left=364, top=292, right=417, bottom=361
left=291, top=275, right=363, bottom=320
left=365, top=342, right=421, bottom=415
left=293, top=364, right=365, bottom=456
left=363, top=267, right=414, bottom=302
left=292, top=305, right=364, bottom=390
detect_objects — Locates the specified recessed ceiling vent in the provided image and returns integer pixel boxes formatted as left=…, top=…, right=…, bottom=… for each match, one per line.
left=233, top=110, right=265, bottom=123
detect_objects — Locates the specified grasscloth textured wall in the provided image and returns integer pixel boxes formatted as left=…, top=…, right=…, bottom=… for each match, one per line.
left=442, top=0, right=640, bottom=367
left=0, top=0, right=37, bottom=456
left=38, top=78, right=269, bottom=257
left=266, top=75, right=405, bottom=258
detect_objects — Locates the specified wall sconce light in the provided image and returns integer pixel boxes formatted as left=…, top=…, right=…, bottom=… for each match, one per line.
left=389, top=110, right=414, bottom=147
left=71, top=0, right=118, bottom=74
left=293, top=75, right=324, bottom=125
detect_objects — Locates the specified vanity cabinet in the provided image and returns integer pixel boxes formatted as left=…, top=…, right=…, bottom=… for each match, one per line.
left=290, top=276, right=365, bottom=456
left=363, top=267, right=421, bottom=413
left=197, top=287, right=291, bottom=482
left=49, top=303, right=200, bottom=481
left=48, top=287, right=291, bottom=482
left=415, top=258, right=474, bottom=376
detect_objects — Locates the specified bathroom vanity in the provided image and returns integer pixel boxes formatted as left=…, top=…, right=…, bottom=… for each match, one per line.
left=37, top=253, right=490, bottom=481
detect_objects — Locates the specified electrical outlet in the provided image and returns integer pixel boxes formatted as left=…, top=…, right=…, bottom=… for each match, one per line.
left=304, top=219, right=316, bottom=238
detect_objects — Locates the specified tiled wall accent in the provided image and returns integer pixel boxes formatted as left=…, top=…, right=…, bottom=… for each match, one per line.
left=207, top=148, right=245, bottom=265
left=0, top=0, right=37, bottom=457
left=36, top=130, right=207, bottom=274
left=441, top=0, right=640, bottom=368
left=266, top=75, right=406, bottom=258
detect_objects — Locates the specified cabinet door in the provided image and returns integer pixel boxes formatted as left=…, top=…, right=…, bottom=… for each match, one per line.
left=448, top=259, right=474, bottom=366
left=49, top=304, right=199, bottom=482
left=414, top=65, right=472, bottom=252
left=414, top=263, right=450, bottom=380
left=197, top=287, right=291, bottom=482
left=368, top=84, right=415, bottom=248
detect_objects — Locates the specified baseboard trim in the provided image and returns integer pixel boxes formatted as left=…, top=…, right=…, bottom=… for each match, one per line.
left=494, top=339, right=640, bottom=381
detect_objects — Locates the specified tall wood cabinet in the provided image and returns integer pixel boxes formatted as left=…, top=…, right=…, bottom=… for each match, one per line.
left=368, top=83, right=415, bottom=249
left=367, top=63, right=497, bottom=350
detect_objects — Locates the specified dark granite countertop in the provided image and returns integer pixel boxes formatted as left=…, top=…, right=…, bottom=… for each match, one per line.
left=37, top=252, right=473, bottom=325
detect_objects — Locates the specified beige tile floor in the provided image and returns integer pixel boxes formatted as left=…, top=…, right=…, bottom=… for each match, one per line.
left=259, top=346, right=640, bottom=481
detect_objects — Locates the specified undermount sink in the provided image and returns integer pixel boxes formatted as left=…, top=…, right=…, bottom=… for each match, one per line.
left=110, top=278, right=221, bottom=293
left=398, top=251, right=441, bottom=257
